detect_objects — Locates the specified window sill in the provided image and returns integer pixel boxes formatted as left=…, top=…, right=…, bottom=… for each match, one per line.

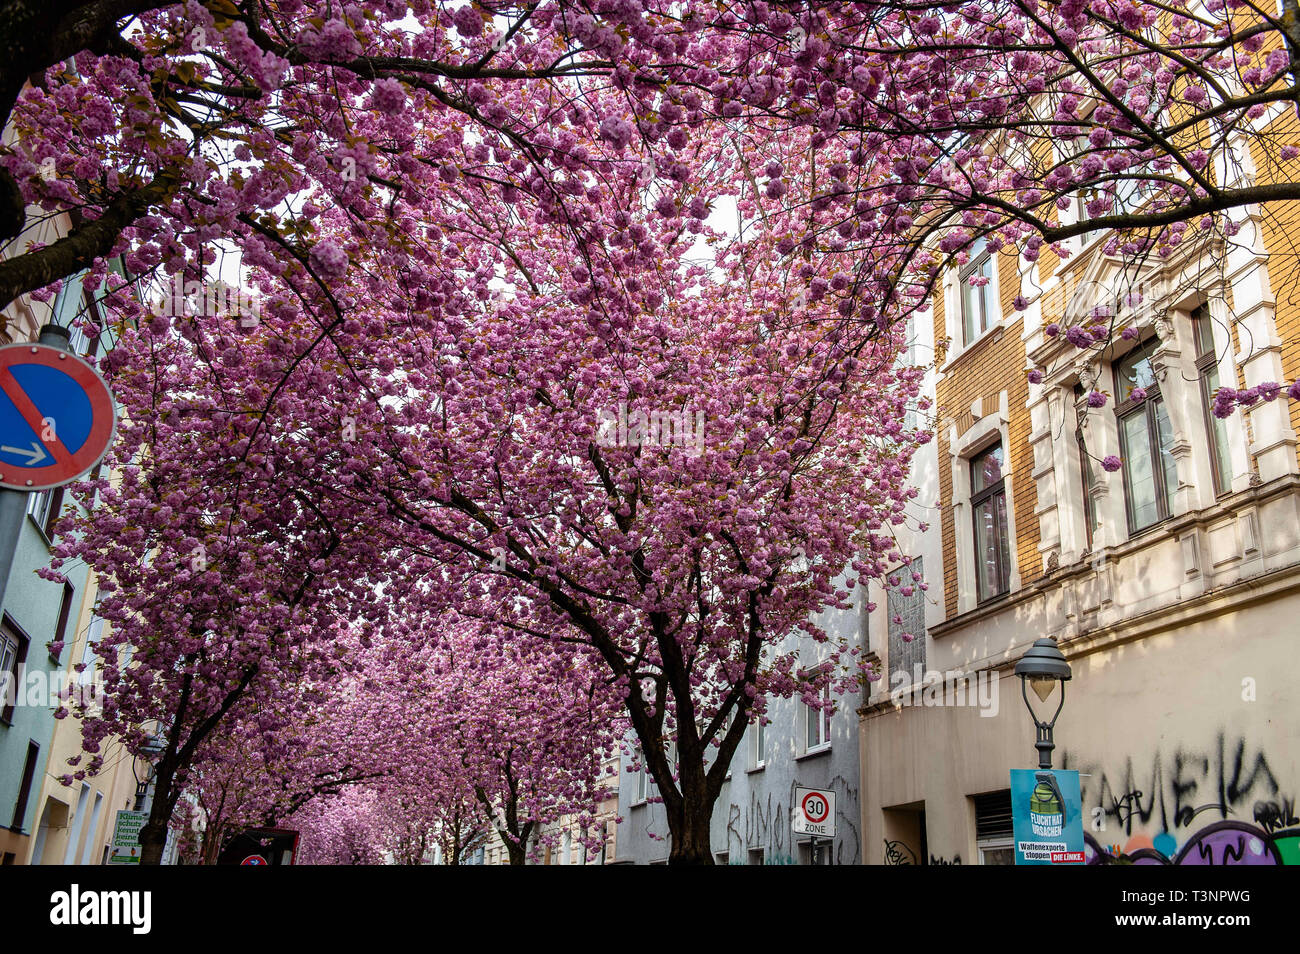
left=940, top=320, right=1009, bottom=374
left=1125, top=512, right=1175, bottom=543
left=975, top=589, right=1011, bottom=608
left=796, top=745, right=831, bottom=761
left=26, top=514, right=54, bottom=546
left=746, top=764, right=766, bottom=775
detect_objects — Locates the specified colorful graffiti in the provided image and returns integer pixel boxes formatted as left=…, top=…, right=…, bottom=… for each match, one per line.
left=1063, top=732, right=1300, bottom=864
left=1085, top=823, right=1300, bottom=865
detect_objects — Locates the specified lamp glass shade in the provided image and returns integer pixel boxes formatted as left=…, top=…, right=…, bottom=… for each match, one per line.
left=1029, top=674, right=1056, bottom=702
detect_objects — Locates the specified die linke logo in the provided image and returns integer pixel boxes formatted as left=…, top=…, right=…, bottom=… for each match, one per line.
left=49, top=884, right=152, bottom=934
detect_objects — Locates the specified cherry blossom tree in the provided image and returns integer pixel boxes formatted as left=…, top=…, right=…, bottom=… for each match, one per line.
left=287, top=787, right=387, bottom=865
left=46, top=282, right=402, bottom=863
left=21, top=1, right=1300, bottom=867
left=267, top=113, right=930, bottom=863
left=411, top=615, right=621, bottom=865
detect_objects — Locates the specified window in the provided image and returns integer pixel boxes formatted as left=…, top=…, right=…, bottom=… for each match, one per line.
left=748, top=847, right=765, bottom=865
left=1070, top=126, right=1158, bottom=245
left=799, top=839, right=833, bottom=865
left=1, top=618, right=28, bottom=724
left=78, top=615, right=105, bottom=690
left=50, top=270, right=99, bottom=358
left=1193, top=308, right=1233, bottom=496
left=1115, top=343, right=1177, bottom=532
left=1075, top=388, right=1100, bottom=550
left=887, top=557, right=926, bottom=685
left=633, top=749, right=649, bottom=804
left=11, top=741, right=39, bottom=831
left=53, top=582, right=75, bottom=661
left=959, top=238, right=996, bottom=345
left=749, top=718, right=766, bottom=770
left=971, top=444, right=1011, bottom=601
left=803, top=681, right=831, bottom=752
left=27, top=487, right=64, bottom=540
left=973, top=790, right=1015, bottom=865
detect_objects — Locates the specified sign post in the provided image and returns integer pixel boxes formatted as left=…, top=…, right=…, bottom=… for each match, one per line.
left=792, top=786, right=836, bottom=866
left=0, top=325, right=116, bottom=615
left=1011, top=768, right=1085, bottom=864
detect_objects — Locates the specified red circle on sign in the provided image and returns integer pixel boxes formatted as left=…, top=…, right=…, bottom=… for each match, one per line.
left=241, top=855, right=267, bottom=865
left=0, top=343, right=116, bottom=491
left=802, top=791, right=830, bottom=824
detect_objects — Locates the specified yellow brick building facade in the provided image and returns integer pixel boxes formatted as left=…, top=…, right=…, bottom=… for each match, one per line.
left=859, top=122, right=1300, bottom=865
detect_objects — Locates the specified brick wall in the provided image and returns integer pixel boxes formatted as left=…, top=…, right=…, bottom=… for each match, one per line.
left=934, top=250, right=1040, bottom=620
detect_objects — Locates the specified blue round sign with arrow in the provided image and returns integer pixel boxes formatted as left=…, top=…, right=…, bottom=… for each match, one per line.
left=0, top=342, right=116, bottom=491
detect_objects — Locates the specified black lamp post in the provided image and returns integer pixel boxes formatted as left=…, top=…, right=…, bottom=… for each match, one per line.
left=1013, top=638, right=1072, bottom=769
left=132, top=733, right=166, bottom=812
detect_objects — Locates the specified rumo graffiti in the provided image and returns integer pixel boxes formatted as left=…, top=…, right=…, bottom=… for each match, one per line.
left=1066, top=733, right=1298, bottom=864
left=724, top=777, right=862, bottom=865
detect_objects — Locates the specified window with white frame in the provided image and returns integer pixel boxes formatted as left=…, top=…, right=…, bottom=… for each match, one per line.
left=27, top=487, right=64, bottom=540
left=803, top=681, right=832, bottom=753
left=749, top=716, right=766, bottom=770
left=1192, top=306, right=1233, bottom=497
left=50, top=270, right=97, bottom=357
left=971, top=444, right=1011, bottom=601
left=633, top=748, right=649, bottom=803
left=77, top=615, right=105, bottom=688
left=1114, top=340, right=1178, bottom=533
left=0, top=627, right=18, bottom=711
left=959, top=238, right=996, bottom=345
left=1074, top=390, right=1101, bottom=551
left=1, top=618, right=27, bottom=724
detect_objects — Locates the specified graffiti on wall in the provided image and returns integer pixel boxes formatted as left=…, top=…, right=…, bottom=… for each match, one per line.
left=724, top=775, right=862, bottom=865
left=1085, top=823, right=1300, bottom=865
left=1065, top=733, right=1298, bottom=865
left=883, top=839, right=917, bottom=865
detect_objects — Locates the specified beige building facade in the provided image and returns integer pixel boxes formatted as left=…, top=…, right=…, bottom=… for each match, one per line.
left=860, top=159, right=1300, bottom=866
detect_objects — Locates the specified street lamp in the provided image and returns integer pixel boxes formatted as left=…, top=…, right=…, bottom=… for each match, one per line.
left=132, top=733, right=166, bottom=811
left=1013, top=638, right=1072, bottom=769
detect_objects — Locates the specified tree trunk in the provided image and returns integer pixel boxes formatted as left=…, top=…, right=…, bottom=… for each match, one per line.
left=505, top=836, right=526, bottom=866
left=666, top=786, right=717, bottom=866
left=139, top=820, right=168, bottom=866
left=139, top=760, right=177, bottom=866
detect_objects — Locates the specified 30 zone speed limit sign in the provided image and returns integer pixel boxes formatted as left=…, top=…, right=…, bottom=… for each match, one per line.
left=792, top=786, right=836, bottom=837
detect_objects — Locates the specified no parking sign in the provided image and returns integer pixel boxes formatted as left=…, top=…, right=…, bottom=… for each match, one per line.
left=0, top=342, right=116, bottom=491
